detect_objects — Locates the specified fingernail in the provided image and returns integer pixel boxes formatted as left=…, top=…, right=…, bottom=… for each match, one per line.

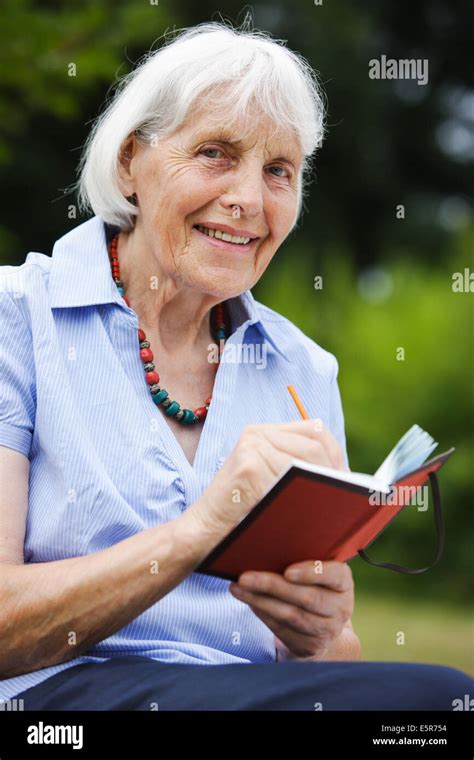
left=286, top=568, right=302, bottom=581
left=240, top=573, right=257, bottom=586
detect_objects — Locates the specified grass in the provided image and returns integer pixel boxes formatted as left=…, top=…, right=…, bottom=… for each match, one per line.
left=352, top=593, right=474, bottom=675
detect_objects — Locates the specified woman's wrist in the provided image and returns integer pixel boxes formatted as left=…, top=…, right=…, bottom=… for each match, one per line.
left=315, top=626, right=362, bottom=661
left=176, top=500, right=232, bottom=567
left=274, top=625, right=361, bottom=663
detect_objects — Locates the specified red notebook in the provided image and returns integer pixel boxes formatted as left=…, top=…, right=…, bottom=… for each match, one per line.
left=196, top=425, right=455, bottom=580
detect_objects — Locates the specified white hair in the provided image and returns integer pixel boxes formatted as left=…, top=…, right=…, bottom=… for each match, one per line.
left=76, top=19, right=326, bottom=231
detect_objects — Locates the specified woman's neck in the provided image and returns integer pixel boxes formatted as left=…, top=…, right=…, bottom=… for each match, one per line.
left=116, top=227, right=219, bottom=353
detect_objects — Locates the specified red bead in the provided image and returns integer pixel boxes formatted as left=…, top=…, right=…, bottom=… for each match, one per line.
left=204, top=395, right=212, bottom=405
left=140, top=347, right=154, bottom=363
left=145, top=371, right=160, bottom=385
left=138, top=328, right=146, bottom=342
left=194, top=406, right=207, bottom=420
left=123, top=295, right=130, bottom=306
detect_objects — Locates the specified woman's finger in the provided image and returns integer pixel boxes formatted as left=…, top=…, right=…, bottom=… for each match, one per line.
left=260, top=429, right=334, bottom=468
left=284, top=560, right=354, bottom=593
left=229, top=584, right=341, bottom=637
left=264, top=420, right=345, bottom=470
left=235, top=570, right=339, bottom=617
left=250, top=607, right=328, bottom=661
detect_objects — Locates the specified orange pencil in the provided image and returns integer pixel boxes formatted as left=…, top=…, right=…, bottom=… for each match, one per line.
left=287, top=384, right=310, bottom=420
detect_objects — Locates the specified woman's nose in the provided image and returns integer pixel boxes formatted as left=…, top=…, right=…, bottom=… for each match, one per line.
left=220, top=164, right=265, bottom=218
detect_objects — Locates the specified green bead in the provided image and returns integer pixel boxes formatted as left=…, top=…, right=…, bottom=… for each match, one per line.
left=180, top=409, right=196, bottom=425
left=164, top=401, right=180, bottom=417
left=152, top=389, right=168, bottom=405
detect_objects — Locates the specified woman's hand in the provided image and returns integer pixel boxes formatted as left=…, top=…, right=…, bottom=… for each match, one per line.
left=191, top=419, right=357, bottom=661
left=229, top=560, right=357, bottom=662
left=194, top=418, right=348, bottom=536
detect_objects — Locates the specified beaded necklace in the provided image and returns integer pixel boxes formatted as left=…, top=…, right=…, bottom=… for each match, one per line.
left=108, top=234, right=227, bottom=425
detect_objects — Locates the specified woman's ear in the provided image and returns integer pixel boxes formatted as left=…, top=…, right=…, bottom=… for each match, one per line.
left=117, top=133, right=139, bottom=196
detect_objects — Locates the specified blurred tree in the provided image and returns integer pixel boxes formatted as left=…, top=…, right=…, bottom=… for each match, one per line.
left=0, top=0, right=177, bottom=259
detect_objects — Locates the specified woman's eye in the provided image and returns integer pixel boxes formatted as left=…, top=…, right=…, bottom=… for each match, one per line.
left=268, top=165, right=289, bottom=178
left=200, top=147, right=224, bottom=159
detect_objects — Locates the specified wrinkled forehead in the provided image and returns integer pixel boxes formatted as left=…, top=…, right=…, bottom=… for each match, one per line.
left=175, top=87, right=303, bottom=164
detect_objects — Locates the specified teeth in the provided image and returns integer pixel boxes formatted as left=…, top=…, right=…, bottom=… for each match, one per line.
left=196, top=225, right=251, bottom=245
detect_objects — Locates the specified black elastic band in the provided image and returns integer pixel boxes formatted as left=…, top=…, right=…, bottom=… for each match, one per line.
left=357, top=471, right=445, bottom=574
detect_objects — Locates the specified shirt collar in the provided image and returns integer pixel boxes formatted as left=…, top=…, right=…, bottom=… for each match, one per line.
left=48, top=215, right=289, bottom=361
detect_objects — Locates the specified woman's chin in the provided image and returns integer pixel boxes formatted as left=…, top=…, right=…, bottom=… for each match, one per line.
left=190, top=274, right=249, bottom=301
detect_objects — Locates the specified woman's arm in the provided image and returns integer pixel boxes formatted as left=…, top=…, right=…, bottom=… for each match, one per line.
left=1, top=416, right=351, bottom=679
left=0, top=448, right=229, bottom=679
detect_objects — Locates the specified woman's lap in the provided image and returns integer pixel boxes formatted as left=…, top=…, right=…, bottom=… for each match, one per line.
left=15, top=655, right=474, bottom=711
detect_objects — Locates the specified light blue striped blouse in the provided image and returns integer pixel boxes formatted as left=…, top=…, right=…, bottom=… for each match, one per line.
left=0, top=215, right=349, bottom=702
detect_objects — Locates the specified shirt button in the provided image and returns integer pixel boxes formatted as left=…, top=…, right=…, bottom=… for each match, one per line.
left=214, top=456, right=225, bottom=473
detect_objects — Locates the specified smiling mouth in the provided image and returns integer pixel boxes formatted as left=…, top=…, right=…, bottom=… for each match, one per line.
left=193, top=224, right=256, bottom=245
left=192, top=225, right=259, bottom=252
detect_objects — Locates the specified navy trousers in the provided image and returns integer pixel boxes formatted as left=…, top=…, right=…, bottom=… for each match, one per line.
left=15, top=656, right=474, bottom=711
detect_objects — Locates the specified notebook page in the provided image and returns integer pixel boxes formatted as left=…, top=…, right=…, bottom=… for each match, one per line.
left=373, top=424, right=438, bottom=483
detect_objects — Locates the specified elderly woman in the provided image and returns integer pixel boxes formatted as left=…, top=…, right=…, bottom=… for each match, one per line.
left=0, top=22, right=471, bottom=711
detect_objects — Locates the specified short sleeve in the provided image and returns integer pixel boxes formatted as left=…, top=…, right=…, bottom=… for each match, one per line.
left=328, top=357, right=350, bottom=470
left=0, top=291, right=36, bottom=458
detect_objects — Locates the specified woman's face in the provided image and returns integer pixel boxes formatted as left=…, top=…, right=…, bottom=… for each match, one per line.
left=120, top=99, right=303, bottom=299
